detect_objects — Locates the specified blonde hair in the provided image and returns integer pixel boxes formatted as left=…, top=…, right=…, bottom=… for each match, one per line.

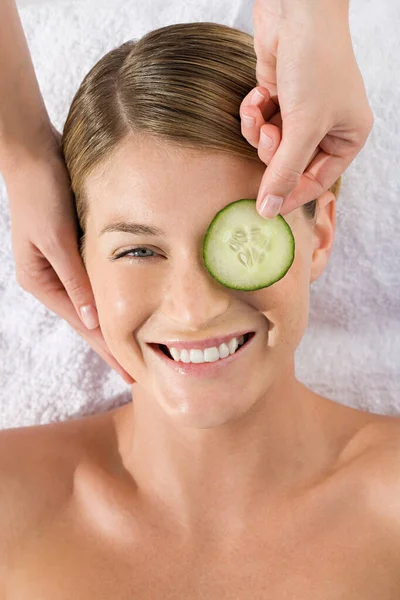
left=61, top=21, right=341, bottom=262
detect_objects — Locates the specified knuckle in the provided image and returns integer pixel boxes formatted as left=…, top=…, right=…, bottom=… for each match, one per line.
left=352, top=125, right=372, bottom=147
left=61, top=274, right=86, bottom=298
left=40, top=234, right=60, bottom=254
left=269, top=163, right=302, bottom=185
left=15, top=273, right=28, bottom=291
left=257, top=143, right=273, bottom=164
left=347, top=109, right=375, bottom=145
left=303, top=169, right=324, bottom=189
left=286, top=194, right=303, bottom=211
left=365, top=109, right=375, bottom=131
left=15, top=267, right=35, bottom=291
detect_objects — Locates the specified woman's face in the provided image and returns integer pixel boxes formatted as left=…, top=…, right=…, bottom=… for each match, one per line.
left=83, top=135, right=335, bottom=427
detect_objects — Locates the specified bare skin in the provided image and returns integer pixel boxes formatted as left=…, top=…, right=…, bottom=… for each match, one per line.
left=2, top=141, right=400, bottom=598
left=2, top=388, right=400, bottom=599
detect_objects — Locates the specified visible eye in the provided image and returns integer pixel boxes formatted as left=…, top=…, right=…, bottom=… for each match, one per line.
left=111, top=247, right=159, bottom=262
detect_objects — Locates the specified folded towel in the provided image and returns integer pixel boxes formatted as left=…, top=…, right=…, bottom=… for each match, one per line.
left=1, top=0, right=399, bottom=429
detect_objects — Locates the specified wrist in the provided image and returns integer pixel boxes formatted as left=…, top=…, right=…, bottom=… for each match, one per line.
left=0, top=120, right=62, bottom=182
left=279, top=0, right=350, bottom=21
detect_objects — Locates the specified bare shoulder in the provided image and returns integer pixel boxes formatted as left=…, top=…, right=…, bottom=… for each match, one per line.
left=337, top=413, right=400, bottom=473
left=0, top=410, right=113, bottom=574
left=312, top=413, right=400, bottom=588
left=336, top=414, right=400, bottom=529
left=0, top=420, right=81, bottom=551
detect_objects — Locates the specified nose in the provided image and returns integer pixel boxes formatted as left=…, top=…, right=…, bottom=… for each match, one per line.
left=161, top=255, right=231, bottom=331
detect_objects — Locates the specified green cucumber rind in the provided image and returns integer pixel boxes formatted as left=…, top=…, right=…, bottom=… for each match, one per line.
left=202, top=198, right=295, bottom=291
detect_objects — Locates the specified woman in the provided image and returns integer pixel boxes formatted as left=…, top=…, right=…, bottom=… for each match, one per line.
left=0, top=22, right=399, bottom=597
left=0, top=0, right=374, bottom=386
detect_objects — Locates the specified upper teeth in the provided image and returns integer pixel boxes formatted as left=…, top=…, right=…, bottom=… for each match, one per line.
left=168, top=335, right=245, bottom=363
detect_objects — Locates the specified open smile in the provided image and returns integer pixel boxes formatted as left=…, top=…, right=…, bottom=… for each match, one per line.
left=148, top=332, right=256, bottom=377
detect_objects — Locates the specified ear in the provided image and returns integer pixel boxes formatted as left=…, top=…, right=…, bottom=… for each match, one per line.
left=310, top=191, right=336, bottom=284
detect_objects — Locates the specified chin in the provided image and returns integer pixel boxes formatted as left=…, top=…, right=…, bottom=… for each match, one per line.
left=153, top=386, right=258, bottom=429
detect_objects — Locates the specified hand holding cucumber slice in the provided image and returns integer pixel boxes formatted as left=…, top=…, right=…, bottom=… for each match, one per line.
left=202, top=199, right=295, bottom=291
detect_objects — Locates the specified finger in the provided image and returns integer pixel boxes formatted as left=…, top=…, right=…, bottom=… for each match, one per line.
left=257, top=123, right=282, bottom=165
left=27, top=275, right=135, bottom=384
left=255, top=122, right=322, bottom=215
left=75, top=324, right=136, bottom=386
left=56, top=292, right=135, bottom=384
left=240, top=104, right=268, bottom=149
left=240, top=86, right=280, bottom=123
left=240, top=103, right=282, bottom=150
left=42, top=236, right=100, bottom=330
left=278, top=148, right=348, bottom=216
left=256, top=119, right=318, bottom=207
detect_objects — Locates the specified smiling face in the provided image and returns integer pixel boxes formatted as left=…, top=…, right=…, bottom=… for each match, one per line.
left=82, top=134, right=336, bottom=428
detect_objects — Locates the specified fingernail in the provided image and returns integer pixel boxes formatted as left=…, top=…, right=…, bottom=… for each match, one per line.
left=259, top=194, right=284, bottom=219
left=80, top=304, right=99, bottom=330
left=250, top=88, right=266, bottom=104
left=241, top=114, right=255, bottom=127
left=260, top=130, right=273, bottom=149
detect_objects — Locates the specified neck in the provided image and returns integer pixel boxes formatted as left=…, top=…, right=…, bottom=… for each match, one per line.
left=113, top=362, right=338, bottom=536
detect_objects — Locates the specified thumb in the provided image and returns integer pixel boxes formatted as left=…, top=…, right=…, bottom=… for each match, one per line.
left=256, top=122, right=319, bottom=216
left=48, top=241, right=100, bottom=330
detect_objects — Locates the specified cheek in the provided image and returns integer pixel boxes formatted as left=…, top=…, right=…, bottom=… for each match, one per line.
left=250, top=245, right=311, bottom=348
left=89, top=269, right=159, bottom=343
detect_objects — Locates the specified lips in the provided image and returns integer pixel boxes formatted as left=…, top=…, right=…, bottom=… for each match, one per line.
left=147, top=331, right=258, bottom=377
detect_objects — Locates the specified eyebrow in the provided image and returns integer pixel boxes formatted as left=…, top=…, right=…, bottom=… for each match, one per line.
left=99, top=220, right=165, bottom=237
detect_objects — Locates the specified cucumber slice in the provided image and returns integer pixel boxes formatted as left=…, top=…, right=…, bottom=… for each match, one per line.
left=202, top=199, right=295, bottom=291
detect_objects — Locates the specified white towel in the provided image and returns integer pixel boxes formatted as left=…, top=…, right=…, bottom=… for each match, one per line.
left=0, top=0, right=399, bottom=429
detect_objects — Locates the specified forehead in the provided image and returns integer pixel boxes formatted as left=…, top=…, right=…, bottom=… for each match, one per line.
left=84, top=136, right=299, bottom=234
